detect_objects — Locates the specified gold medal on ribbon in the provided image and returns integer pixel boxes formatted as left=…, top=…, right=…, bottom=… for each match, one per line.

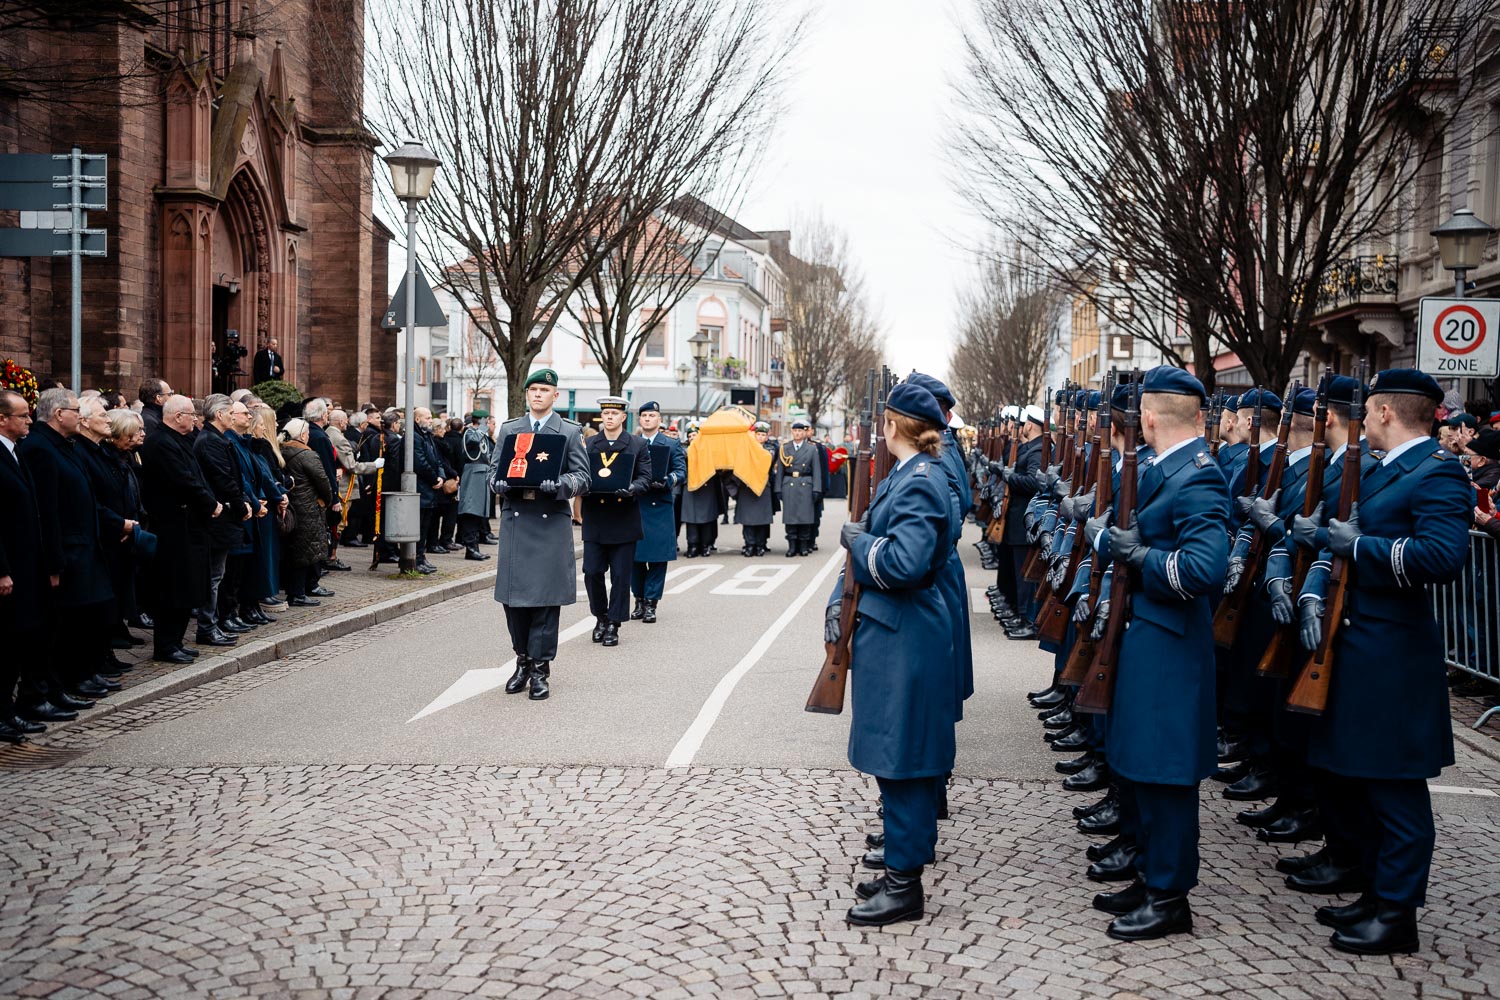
left=598, top=449, right=620, bottom=479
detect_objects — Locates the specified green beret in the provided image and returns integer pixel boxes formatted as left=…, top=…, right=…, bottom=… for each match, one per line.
left=524, top=369, right=559, bottom=389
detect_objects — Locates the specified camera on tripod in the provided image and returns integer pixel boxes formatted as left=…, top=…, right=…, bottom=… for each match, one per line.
left=214, top=328, right=248, bottom=379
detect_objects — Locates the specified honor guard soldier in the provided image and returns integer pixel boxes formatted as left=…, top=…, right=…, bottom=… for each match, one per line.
left=581, top=397, right=651, bottom=647
left=489, top=369, right=590, bottom=700
left=630, top=401, right=686, bottom=623
left=999, top=405, right=1047, bottom=622
left=1226, top=388, right=1282, bottom=503
left=734, top=421, right=776, bottom=556
left=1293, top=368, right=1472, bottom=955
left=1215, top=395, right=1245, bottom=473
left=825, top=382, right=956, bottom=927
left=1083, top=365, right=1230, bottom=940
left=775, top=419, right=823, bottom=556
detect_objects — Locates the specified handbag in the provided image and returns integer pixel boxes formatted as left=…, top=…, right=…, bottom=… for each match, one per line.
left=442, top=477, right=459, bottom=496
left=276, top=478, right=298, bottom=536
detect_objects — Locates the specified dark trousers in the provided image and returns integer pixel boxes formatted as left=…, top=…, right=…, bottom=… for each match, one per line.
left=437, top=499, right=458, bottom=546
left=876, top=775, right=943, bottom=871
left=1011, top=545, right=1036, bottom=617
left=218, top=554, right=249, bottom=620
left=686, top=521, right=718, bottom=551
left=458, top=513, right=486, bottom=546
left=9, top=626, right=46, bottom=710
left=631, top=561, right=667, bottom=600
left=1121, top=779, right=1199, bottom=893
left=741, top=524, right=770, bottom=548
left=420, top=505, right=436, bottom=553
left=584, top=540, right=634, bottom=624
left=784, top=523, right=814, bottom=550
left=503, top=604, right=562, bottom=662
left=282, top=562, right=317, bottom=601
left=1320, top=771, right=1434, bottom=907
left=994, top=542, right=1019, bottom=605
left=152, top=607, right=193, bottom=658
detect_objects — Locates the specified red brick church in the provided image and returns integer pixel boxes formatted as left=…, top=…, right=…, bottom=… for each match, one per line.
left=0, top=1, right=394, bottom=403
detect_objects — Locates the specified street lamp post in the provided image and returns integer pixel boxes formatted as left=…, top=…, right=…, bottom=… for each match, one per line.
left=383, top=140, right=440, bottom=572
left=1432, top=207, right=1496, bottom=300
left=687, top=329, right=711, bottom=420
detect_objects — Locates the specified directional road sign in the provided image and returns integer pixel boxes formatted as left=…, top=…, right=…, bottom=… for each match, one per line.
left=1417, top=296, right=1500, bottom=379
left=381, top=264, right=449, bottom=329
left=0, top=153, right=107, bottom=211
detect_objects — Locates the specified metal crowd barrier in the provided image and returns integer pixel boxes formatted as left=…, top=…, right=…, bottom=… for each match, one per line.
left=1431, top=529, right=1500, bottom=730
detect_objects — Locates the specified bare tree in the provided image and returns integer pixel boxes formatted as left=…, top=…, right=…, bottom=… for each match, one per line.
left=948, top=248, right=1059, bottom=418
left=455, top=317, right=505, bottom=415
left=955, top=0, right=1494, bottom=390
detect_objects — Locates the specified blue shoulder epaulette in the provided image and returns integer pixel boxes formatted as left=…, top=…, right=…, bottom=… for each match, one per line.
left=1193, top=451, right=1212, bottom=468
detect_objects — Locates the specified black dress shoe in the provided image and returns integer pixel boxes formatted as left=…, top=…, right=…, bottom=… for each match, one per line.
left=110, top=634, right=135, bottom=649
left=74, top=679, right=112, bottom=698
left=9, top=715, right=45, bottom=734
left=1074, top=791, right=1115, bottom=819
left=1275, top=846, right=1328, bottom=875
left=1050, top=728, right=1091, bottom=752
left=642, top=601, right=657, bottom=624
left=287, top=596, right=321, bottom=608
left=20, top=701, right=77, bottom=722
left=630, top=600, right=646, bottom=620
left=1218, top=738, right=1248, bottom=763
left=153, top=648, right=196, bottom=664
left=1087, top=843, right=1138, bottom=882
left=592, top=619, right=607, bottom=643
left=1043, top=722, right=1080, bottom=744
left=1255, top=806, right=1322, bottom=844
left=324, top=558, right=353, bottom=571
left=223, top=615, right=255, bottom=632
left=1063, top=760, right=1110, bottom=792
left=1093, top=879, right=1148, bottom=915
left=1222, top=765, right=1278, bottom=801
left=1211, top=759, right=1252, bottom=783
left=1330, top=901, right=1419, bottom=955
left=505, top=655, right=532, bottom=695
left=1043, top=707, right=1075, bottom=731
left=601, top=622, right=619, bottom=647
left=1056, top=752, right=1097, bottom=775
left=529, top=661, right=550, bottom=700
left=129, top=613, right=154, bottom=629
left=1038, top=700, right=1070, bottom=722
left=85, top=675, right=122, bottom=693
left=1087, top=833, right=1130, bottom=862
left=0, top=721, right=27, bottom=744
left=1236, top=797, right=1291, bottom=828
left=55, top=691, right=94, bottom=710
left=1317, top=893, right=1377, bottom=929
left=1106, top=889, right=1192, bottom=941
left=217, top=617, right=251, bottom=634
left=1004, top=623, right=1039, bottom=640
left=464, top=545, right=491, bottom=561
left=1285, top=859, right=1367, bottom=895
left=846, top=867, right=923, bottom=926
left=308, top=585, right=336, bottom=597
left=175, top=645, right=200, bottom=659
left=1031, top=688, right=1067, bottom=709
left=196, top=628, right=237, bottom=646
left=865, top=831, right=885, bottom=850
left=416, top=561, right=438, bottom=575
left=1027, top=683, right=1059, bottom=701
left=482, top=533, right=499, bottom=544
left=861, top=848, right=886, bottom=870
left=1077, top=799, right=1122, bottom=836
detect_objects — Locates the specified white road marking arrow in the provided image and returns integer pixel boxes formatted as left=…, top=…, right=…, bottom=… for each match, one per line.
left=406, top=616, right=597, bottom=722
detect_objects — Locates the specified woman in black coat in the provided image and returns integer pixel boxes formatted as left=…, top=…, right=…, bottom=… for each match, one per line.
left=279, top=418, right=335, bottom=606
left=99, top=409, right=148, bottom=637
left=75, top=399, right=143, bottom=653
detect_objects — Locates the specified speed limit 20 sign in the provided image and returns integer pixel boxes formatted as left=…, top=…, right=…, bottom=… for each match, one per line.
left=1417, top=296, right=1500, bottom=378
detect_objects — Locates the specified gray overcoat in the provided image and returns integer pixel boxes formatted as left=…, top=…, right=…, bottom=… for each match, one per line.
left=732, top=473, right=774, bottom=526
left=490, top=412, right=590, bottom=607
left=457, top=426, right=493, bottom=518
left=773, top=442, right=822, bottom=525
left=681, top=473, right=723, bottom=524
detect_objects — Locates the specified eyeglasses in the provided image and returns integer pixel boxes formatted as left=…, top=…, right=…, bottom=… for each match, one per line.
left=57, top=406, right=80, bottom=413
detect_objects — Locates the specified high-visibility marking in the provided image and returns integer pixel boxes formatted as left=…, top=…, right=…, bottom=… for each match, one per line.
left=664, top=564, right=722, bottom=594
left=407, top=616, right=596, bottom=722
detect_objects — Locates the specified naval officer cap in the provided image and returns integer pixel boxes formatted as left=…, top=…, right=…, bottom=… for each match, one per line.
left=523, top=368, right=559, bottom=389
left=1001, top=404, right=1020, bottom=420
left=1023, top=404, right=1046, bottom=426
left=1292, top=387, right=1318, bottom=417
left=1237, top=387, right=1283, bottom=412
left=885, top=382, right=946, bottom=427
left=754, top=420, right=770, bottom=432
left=791, top=418, right=811, bottom=429
left=597, top=395, right=628, bottom=411
left=1368, top=367, right=1444, bottom=402
left=1141, top=365, right=1207, bottom=402
left=906, top=372, right=955, bottom=409
left=637, top=399, right=660, bottom=413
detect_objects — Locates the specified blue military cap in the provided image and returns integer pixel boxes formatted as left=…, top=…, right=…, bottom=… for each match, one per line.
left=885, top=382, right=946, bottom=427
left=1086, top=390, right=1102, bottom=411
left=1368, top=367, right=1443, bottom=402
left=906, top=371, right=955, bottom=409
left=1237, top=387, right=1283, bottom=412
left=1222, top=394, right=1241, bottom=413
left=1292, top=387, right=1317, bottom=417
left=1325, top=376, right=1361, bottom=406
left=1073, top=388, right=1090, bottom=408
left=638, top=400, right=660, bottom=413
left=1110, top=381, right=1135, bottom=411
left=1141, top=365, right=1207, bottom=402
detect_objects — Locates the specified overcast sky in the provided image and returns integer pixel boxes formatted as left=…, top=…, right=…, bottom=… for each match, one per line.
left=738, top=0, right=987, bottom=385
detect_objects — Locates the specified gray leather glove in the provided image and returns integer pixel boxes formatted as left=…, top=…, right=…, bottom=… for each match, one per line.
left=1090, top=598, right=1110, bottom=642
left=1109, top=524, right=1149, bottom=570
left=1073, top=488, right=1096, bottom=520
left=1047, top=552, right=1069, bottom=590
left=1268, top=577, right=1295, bottom=625
left=538, top=479, right=560, bottom=496
left=490, top=476, right=510, bottom=496
left=1234, top=494, right=1256, bottom=520
left=824, top=601, right=842, bottom=645
left=1051, top=477, right=1071, bottom=500
left=1299, top=596, right=1324, bottom=651
left=1248, top=490, right=1282, bottom=533
left=1072, top=593, right=1092, bottom=623
left=1327, top=502, right=1361, bottom=558
left=628, top=481, right=646, bottom=496
left=840, top=520, right=867, bottom=551
left=1038, top=531, right=1054, bottom=561
left=1291, top=502, right=1325, bottom=551
left=1083, top=510, right=1111, bottom=550
left=1058, top=494, right=1076, bottom=521
left=1224, top=556, right=1245, bottom=594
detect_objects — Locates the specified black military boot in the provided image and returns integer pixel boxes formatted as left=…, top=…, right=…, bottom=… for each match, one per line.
left=864, top=831, right=885, bottom=850
left=1077, top=798, right=1122, bottom=836
left=846, top=867, right=923, bottom=926
left=1092, top=878, right=1148, bottom=915
left=592, top=618, right=608, bottom=643
left=1275, top=846, right=1328, bottom=875
left=602, top=622, right=619, bottom=647
left=1316, top=892, right=1378, bottom=929
left=1063, top=759, right=1110, bottom=792
left=854, top=874, right=886, bottom=900
left=861, top=848, right=885, bottom=870
left=1256, top=806, right=1322, bottom=844
left=1329, top=900, right=1419, bottom=956
left=1056, top=751, right=1099, bottom=775
left=1285, top=857, right=1367, bottom=895
left=1236, top=796, right=1291, bottom=828
left=1086, top=841, right=1138, bottom=883
left=1211, top=759, right=1252, bottom=783
left=1026, top=682, right=1057, bottom=702
left=1222, top=764, right=1278, bottom=801
left=464, top=544, right=490, bottom=561
left=1087, top=833, right=1131, bottom=862
left=1043, top=707, right=1075, bottom=731
left=643, top=600, right=658, bottom=624
left=1050, top=728, right=1091, bottom=752
left=1106, top=888, right=1193, bottom=941
left=630, top=600, right=646, bottom=621
left=504, top=655, right=532, bottom=695
left=528, top=661, right=550, bottom=701
left=1074, top=788, right=1116, bottom=819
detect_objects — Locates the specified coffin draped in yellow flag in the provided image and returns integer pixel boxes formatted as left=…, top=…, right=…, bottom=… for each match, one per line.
left=685, top=408, right=772, bottom=495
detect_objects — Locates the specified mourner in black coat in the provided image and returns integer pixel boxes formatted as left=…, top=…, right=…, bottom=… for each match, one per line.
left=194, top=411, right=252, bottom=639
left=0, top=390, right=56, bottom=733
left=581, top=399, right=652, bottom=644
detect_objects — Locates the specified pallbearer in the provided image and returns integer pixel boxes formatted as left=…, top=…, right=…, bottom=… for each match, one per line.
left=775, top=419, right=823, bottom=556
left=826, top=382, right=955, bottom=927
left=582, top=397, right=651, bottom=648
left=630, top=401, right=686, bottom=623
left=734, top=421, right=776, bottom=556
left=1085, top=365, right=1229, bottom=940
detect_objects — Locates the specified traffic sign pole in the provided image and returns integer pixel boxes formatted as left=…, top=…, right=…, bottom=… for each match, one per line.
left=51, top=147, right=108, bottom=393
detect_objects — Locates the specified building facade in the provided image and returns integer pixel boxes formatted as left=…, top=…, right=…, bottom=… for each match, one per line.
left=0, top=1, right=393, bottom=404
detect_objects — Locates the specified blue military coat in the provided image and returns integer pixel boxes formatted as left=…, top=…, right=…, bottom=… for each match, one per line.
left=1216, top=439, right=1247, bottom=474
left=1107, top=438, right=1229, bottom=786
left=634, top=431, right=686, bottom=563
left=1226, top=439, right=1276, bottom=504
left=935, top=434, right=975, bottom=715
left=839, top=454, right=955, bottom=780
left=1303, top=438, right=1471, bottom=780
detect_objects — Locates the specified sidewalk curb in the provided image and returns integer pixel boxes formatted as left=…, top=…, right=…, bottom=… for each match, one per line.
left=1454, top=718, right=1500, bottom=768
left=55, top=567, right=494, bottom=733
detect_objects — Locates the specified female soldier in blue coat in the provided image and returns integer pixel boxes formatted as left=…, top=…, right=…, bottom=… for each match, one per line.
left=825, top=382, right=955, bottom=927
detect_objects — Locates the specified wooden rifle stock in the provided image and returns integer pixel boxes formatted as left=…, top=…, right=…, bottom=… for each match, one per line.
left=1075, top=374, right=1140, bottom=714
left=1038, top=384, right=1110, bottom=642
left=986, top=409, right=1021, bottom=543
left=806, top=373, right=878, bottom=714
left=1287, top=366, right=1366, bottom=715
left=1212, top=384, right=1298, bottom=649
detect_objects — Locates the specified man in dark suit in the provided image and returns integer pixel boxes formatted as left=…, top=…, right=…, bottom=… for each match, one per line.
left=581, top=396, right=651, bottom=646
left=138, top=378, right=172, bottom=437
left=0, top=390, right=56, bottom=737
left=193, top=396, right=253, bottom=646
left=252, top=338, right=285, bottom=384
left=999, top=405, right=1047, bottom=624
left=303, top=398, right=346, bottom=577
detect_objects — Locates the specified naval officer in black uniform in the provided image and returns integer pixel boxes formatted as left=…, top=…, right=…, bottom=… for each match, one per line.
left=582, top=396, right=652, bottom=647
